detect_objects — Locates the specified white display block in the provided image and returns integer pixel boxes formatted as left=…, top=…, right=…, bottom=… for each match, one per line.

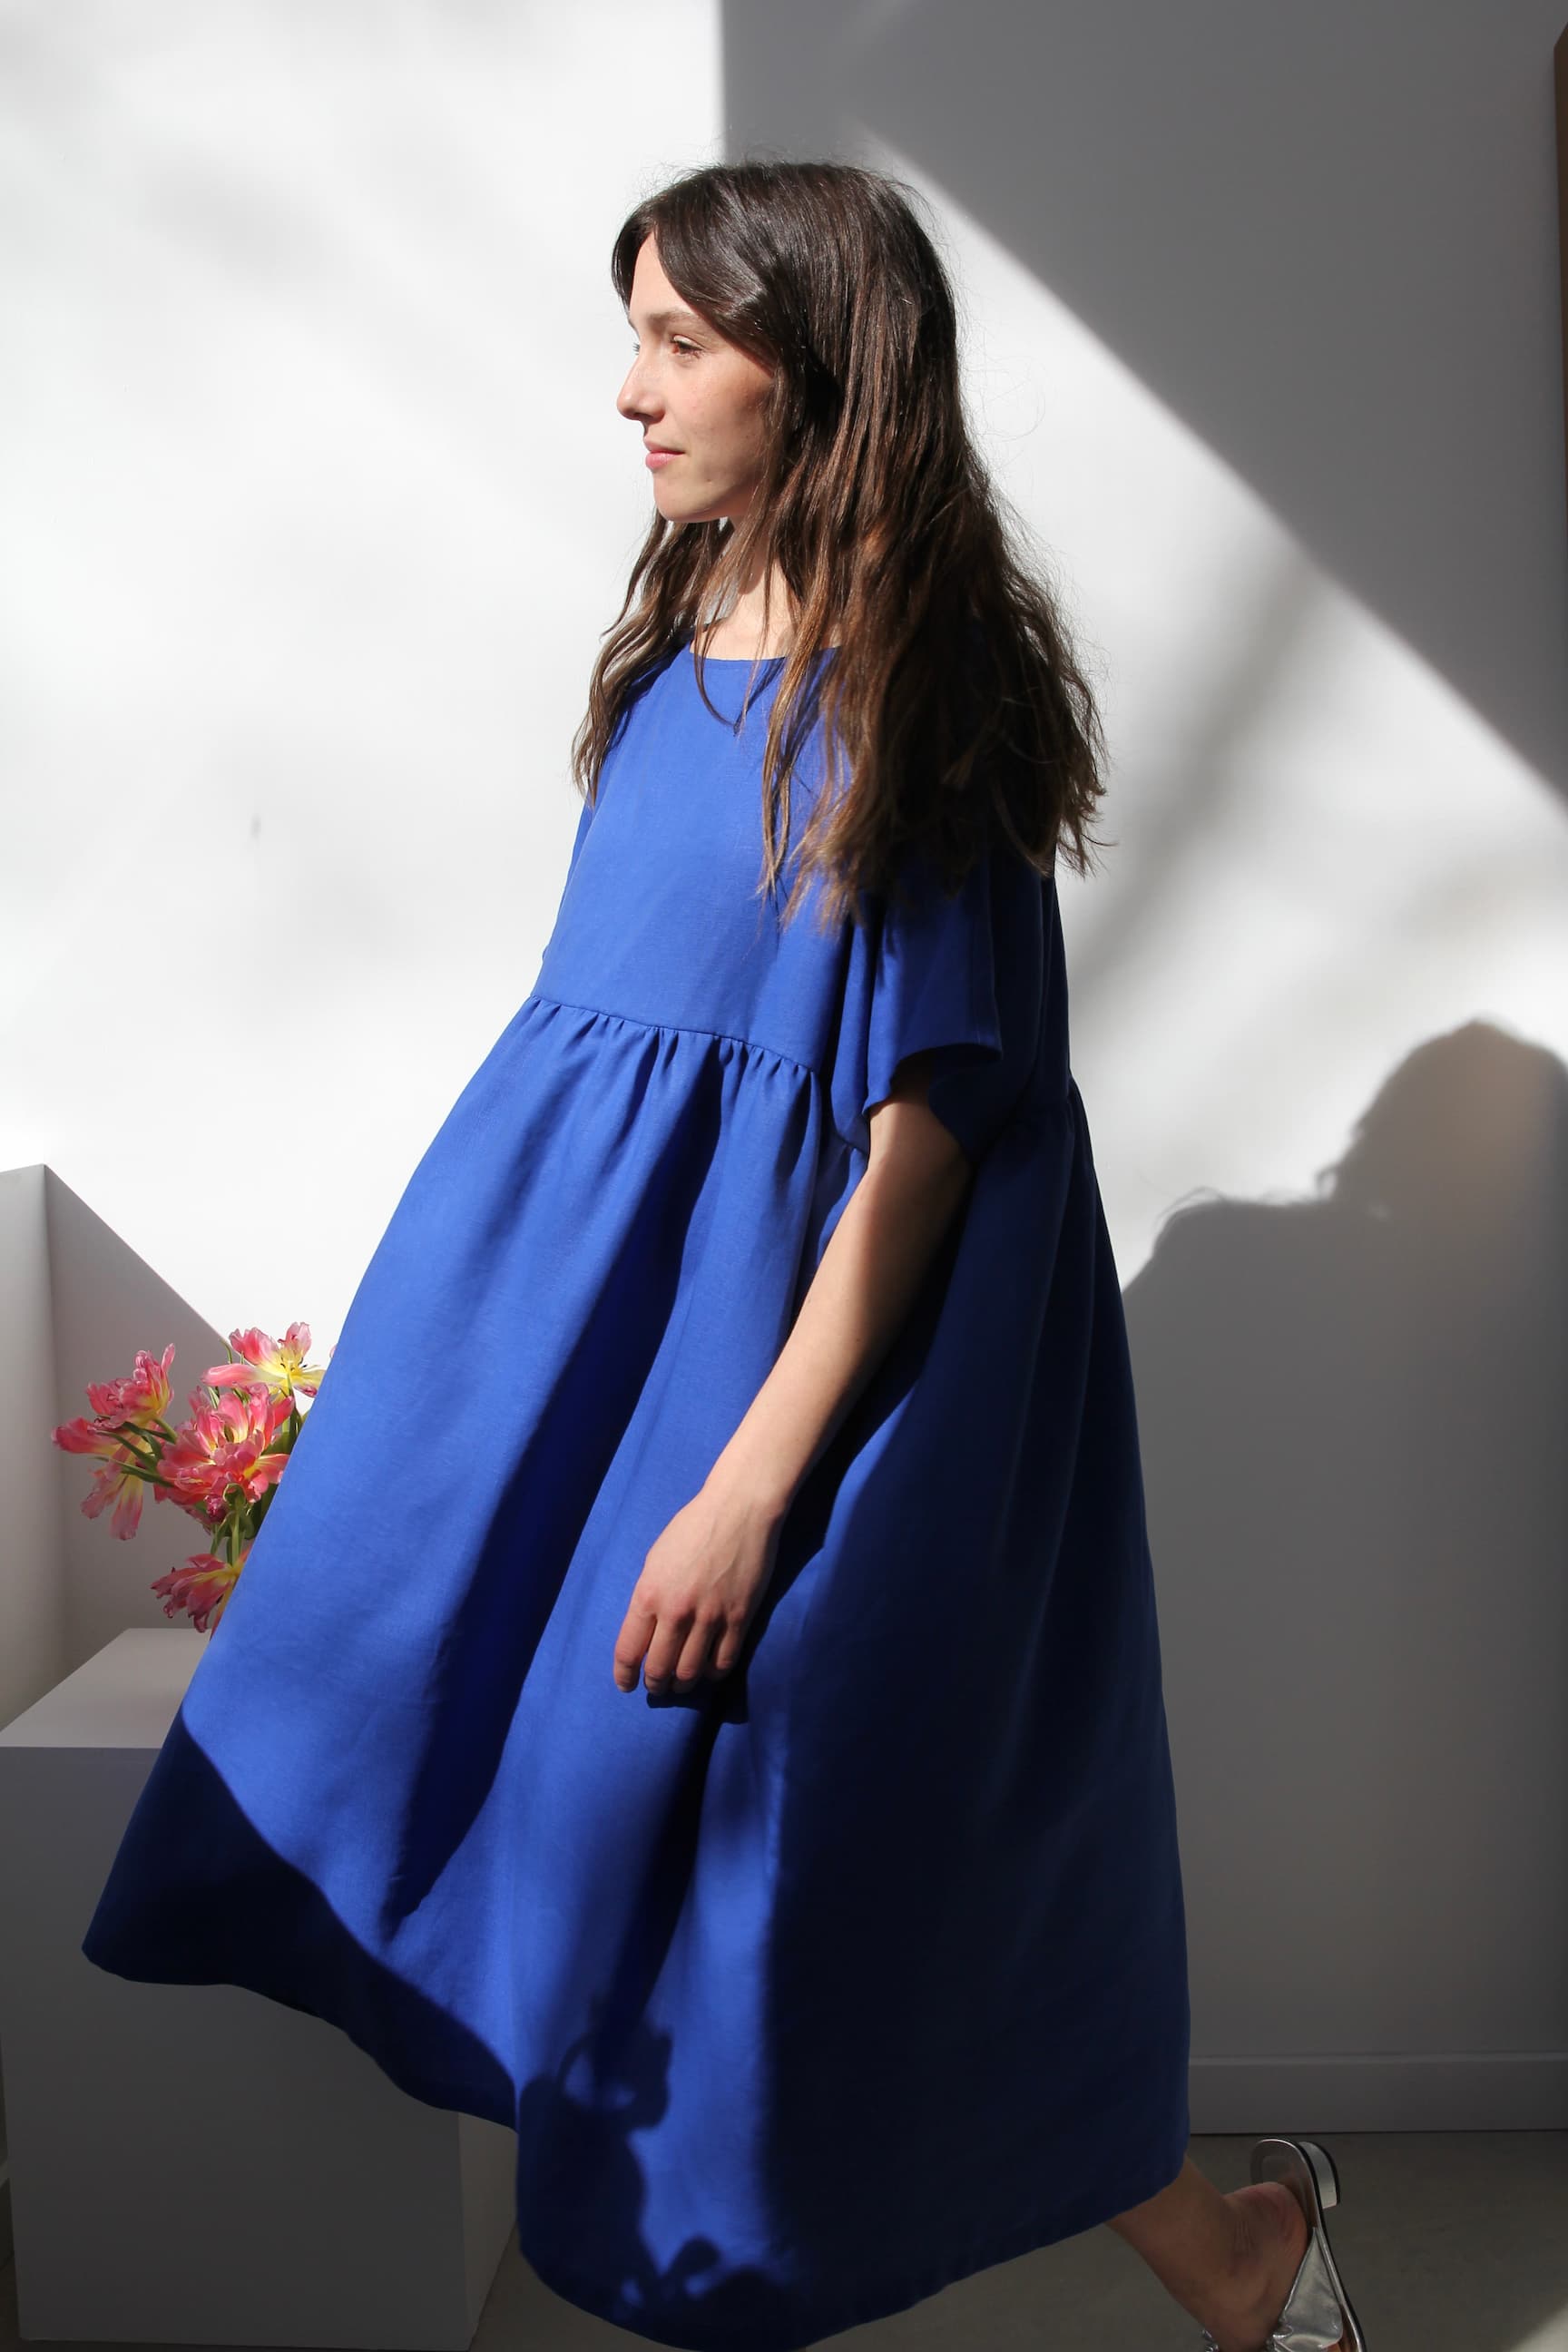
left=0, top=1630, right=518, bottom=2348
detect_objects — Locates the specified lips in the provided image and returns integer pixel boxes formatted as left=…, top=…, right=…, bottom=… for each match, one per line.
left=644, top=445, right=681, bottom=455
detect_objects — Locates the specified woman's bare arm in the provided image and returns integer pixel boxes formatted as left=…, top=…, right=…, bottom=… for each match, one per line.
left=612, top=1050, right=975, bottom=1690
left=707, top=1048, right=972, bottom=1521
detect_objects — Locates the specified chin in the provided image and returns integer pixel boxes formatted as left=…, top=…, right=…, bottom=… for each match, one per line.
left=659, top=496, right=725, bottom=526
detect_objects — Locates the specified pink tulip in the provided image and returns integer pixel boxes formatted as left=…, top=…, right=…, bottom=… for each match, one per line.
left=51, top=1328, right=322, bottom=1632
left=151, top=1549, right=247, bottom=1635
left=204, top=1321, right=328, bottom=1405
left=161, top=1384, right=294, bottom=1522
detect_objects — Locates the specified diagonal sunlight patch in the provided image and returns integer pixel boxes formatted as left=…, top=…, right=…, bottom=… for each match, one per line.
left=854, top=129, right=1568, bottom=1281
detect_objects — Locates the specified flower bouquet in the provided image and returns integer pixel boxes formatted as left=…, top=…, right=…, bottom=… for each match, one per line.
left=51, top=1323, right=332, bottom=1634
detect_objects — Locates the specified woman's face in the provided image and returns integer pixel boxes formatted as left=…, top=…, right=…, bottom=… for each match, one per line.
left=617, top=235, right=774, bottom=524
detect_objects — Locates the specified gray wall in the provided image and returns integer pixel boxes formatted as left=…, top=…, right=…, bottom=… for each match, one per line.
left=722, top=0, right=1568, bottom=2126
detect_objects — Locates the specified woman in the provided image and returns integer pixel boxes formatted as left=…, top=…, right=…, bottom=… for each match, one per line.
left=82, top=160, right=1366, bottom=2352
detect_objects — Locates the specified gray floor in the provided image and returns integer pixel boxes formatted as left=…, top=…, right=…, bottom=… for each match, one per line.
left=3, top=2133, right=1564, bottom=2350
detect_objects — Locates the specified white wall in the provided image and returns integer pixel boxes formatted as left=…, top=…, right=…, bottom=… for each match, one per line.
left=5, top=2, right=1563, bottom=1311
left=3, top=0, right=1563, bottom=2127
left=0, top=0, right=721, bottom=1341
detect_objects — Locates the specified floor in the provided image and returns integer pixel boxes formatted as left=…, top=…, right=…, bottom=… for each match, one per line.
left=3, top=2132, right=1564, bottom=2350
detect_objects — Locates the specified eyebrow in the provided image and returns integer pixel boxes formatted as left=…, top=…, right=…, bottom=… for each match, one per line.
left=626, top=305, right=702, bottom=332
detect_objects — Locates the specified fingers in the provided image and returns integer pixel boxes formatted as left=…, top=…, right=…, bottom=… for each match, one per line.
left=670, top=1612, right=719, bottom=1686
left=613, top=1601, right=739, bottom=1693
left=643, top=1612, right=713, bottom=1692
left=612, top=1595, right=656, bottom=1691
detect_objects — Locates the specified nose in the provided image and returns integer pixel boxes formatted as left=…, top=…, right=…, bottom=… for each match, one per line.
left=616, top=357, right=657, bottom=426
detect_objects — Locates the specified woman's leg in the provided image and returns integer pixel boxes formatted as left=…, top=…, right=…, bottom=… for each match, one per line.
left=1104, top=2151, right=1315, bottom=2352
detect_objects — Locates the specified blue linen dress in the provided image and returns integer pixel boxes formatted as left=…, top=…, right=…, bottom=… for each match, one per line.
left=81, top=637, right=1191, bottom=2352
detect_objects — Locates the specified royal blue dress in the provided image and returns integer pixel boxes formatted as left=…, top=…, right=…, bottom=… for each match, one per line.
left=82, top=638, right=1191, bottom=2352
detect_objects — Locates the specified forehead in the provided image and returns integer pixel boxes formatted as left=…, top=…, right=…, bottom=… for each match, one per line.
left=625, top=234, right=700, bottom=328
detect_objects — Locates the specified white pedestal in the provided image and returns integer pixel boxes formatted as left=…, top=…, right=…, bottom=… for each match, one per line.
left=0, top=1630, right=518, bottom=2347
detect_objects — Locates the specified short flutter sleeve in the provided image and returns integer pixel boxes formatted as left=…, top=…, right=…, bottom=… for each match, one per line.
left=828, top=828, right=1047, bottom=1170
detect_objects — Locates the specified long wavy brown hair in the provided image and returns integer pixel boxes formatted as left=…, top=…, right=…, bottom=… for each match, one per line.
left=571, top=157, right=1112, bottom=935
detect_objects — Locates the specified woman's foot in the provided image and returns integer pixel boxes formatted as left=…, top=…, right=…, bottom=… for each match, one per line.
left=1106, top=2145, right=1357, bottom=2351
left=1197, top=2178, right=1318, bottom=2352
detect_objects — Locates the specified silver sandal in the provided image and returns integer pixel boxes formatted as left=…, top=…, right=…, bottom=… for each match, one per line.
left=1200, top=2135, right=1367, bottom=2350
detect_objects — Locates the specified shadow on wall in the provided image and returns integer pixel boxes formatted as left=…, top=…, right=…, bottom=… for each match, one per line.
left=1126, top=1021, right=1568, bottom=2049
left=720, top=0, right=1568, bottom=794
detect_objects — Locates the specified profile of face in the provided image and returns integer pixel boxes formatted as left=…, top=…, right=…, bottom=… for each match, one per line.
left=617, top=234, right=775, bottom=525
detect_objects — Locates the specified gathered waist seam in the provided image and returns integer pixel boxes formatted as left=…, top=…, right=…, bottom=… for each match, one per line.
left=524, top=989, right=819, bottom=1083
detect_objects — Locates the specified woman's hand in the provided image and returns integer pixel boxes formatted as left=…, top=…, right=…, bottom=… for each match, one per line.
left=612, top=1063, right=969, bottom=1700
left=612, top=1472, right=785, bottom=1694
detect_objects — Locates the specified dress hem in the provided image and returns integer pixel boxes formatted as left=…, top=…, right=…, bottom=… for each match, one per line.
left=82, top=1936, right=1188, bottom=2352
left=516, top=2130, right=1191, bottom=2352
